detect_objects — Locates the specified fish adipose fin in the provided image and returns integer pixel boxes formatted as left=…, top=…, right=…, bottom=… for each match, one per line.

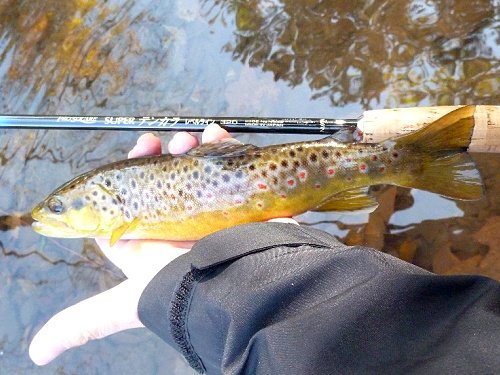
left=394, top=105, right=483, bottom=200
left=313, top=188, right=379, bottom=213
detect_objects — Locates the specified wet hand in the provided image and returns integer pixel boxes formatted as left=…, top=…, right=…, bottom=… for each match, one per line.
left=29, top=125, right=297, bottom=366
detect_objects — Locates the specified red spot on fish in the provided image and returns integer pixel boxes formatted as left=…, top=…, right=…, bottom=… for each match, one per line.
left=223, top=211, right=229, bottom=216
left=345, top=157, right=352, bottom=162
left=379, top=166, right=386, bottom=173
left=371, top=155, right=378, bottom=161
left=327, top=167, right=335, bottom=176
left=280, top=193, right=287, bottom=199
left=287, top=178, right=295, bottom=187
left=392, top=151, right=399, bottom=158
left=234, top=199, right=242, bottom=205
left=258, top=183, right=267, bottom=190
left=298, top=170, right=307, bottom=181
left=187, top=205, right=193, bottom=211
left=170, top=194, right=176, bottom=200
left=257, top=202, right=263, bottom=208
left=315, top=183, right=321, bottom=189
left=206, top=192, right=213, bottom=199
left=359, top=163, right=367, bottom=173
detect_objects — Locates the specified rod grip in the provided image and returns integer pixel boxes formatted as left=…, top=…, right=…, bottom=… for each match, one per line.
left=358, top=105, right=500, bottom=153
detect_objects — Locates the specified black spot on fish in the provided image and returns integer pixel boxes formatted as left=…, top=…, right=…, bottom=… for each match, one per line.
left=111, top=198, right=118, bottom=205
left=178, top=190, right=183, bottom=197
left=281, top=160, right=288, bottom=168
left=335, top=151, right=342, bottom=157
left=186, top=183, right=192, bottom=190
left=162, top=166, right=167, bottom=172
left=170, top=173, right=176, bottom=181
left=222, top=174, right=230, bottom=182
left=235, top=170, right=243, bottom=179
left=131, top=180, right=137, bottom=189
left=293, top=160, right=300, bottom=168
left=289, top=151, right=296, bottom=157
left=102, top=206, right=107, bottom=211
left=261, top=170, right=268, bottom=178
left=116, top=173, right=122, bottom=181
left=196, top=191, right=202, bottom=198
left=150, top=173, right=155, bottom=181
left=309, top=153, right=318, bottom=162
left=110, top=210, right=114, bottom=215
left=104, top=179, right=111, bottom=187
left=133, top=201, right=139, bottom=211
left=392, top=151, right=399, bottom=158
left=183, top=166, right=188, bottom=173
left=92, top=201, right=97, bottom=207
left=204, top=166, right=212, bottom=174
left=193, top=171, right=199, bottom=179
left=273, top=177, right=278, bottom=185
left=212, top=181, right=218, bottom=187
left=157, top=181, right=162, bottom=189
left=166, top=182, right=171, bottom=189
left=193, top=160, right=199, bottom=166
left=174, top=160, right=180, bottom=166
left=269, top=163, right=277, bottom=171
left=322, top=150, right=329, bottom=159
left=85, top=195, right=91, bottom=201
left=92, top=191, right=98, bottom=196
left=140, top=171, right=145, bottom=179
left=249, top=165, right=255, bottom=171
left=121, top=188, right=128, bottom=195
left=227, top=160, right=234, bottom=167
left=297, top=146, right=304, bottom=152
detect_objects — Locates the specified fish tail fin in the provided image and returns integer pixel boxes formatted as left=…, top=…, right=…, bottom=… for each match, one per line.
left=394, top=105, right=483, bottom=200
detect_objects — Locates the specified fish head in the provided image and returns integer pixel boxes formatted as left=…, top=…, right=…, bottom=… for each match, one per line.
left=32, top=174, right=116, bottom=238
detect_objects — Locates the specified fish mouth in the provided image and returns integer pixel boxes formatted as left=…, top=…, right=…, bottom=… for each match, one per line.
left=31, top=206, right=86, bottom=238
left=31, top=218, right=82, bottom=238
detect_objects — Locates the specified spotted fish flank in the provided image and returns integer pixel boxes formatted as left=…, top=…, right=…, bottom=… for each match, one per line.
left=32, top=106, right=483, bottom=245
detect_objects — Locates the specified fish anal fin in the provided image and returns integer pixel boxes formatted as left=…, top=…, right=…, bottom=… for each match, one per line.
left=313, top=188, right=379, bottom=213
left=110, top=217, right=140, bottom=246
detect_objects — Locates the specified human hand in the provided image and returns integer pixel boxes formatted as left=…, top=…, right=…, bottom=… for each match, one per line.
left=29, top=125, right=298, bottom=366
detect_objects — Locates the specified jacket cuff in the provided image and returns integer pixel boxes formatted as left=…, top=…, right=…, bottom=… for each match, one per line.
left=137, top=222, right=342, bottom=372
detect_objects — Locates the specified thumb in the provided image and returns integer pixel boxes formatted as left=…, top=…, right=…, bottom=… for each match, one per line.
left=29, top=278, right=146, bottom=366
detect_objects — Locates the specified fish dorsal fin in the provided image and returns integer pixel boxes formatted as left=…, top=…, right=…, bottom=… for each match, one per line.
left=312, top=188, right=379, bottom=213
left=110, top=217, right=140, bottom=246
left=187, top=139, right=258, bottom=158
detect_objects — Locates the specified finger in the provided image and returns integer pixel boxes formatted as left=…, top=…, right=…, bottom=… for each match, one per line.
left=29, top=279, right=146, bottom=366
left=267, top=217, right=299, bottom=225
left=128, top=133, right=162, bottom=158
left=167, top=132, right=199, bottom=155
left=201, top=123, right=231, bottom=144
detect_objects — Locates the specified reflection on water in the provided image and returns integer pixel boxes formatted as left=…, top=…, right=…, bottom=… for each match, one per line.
left=0, top=0, right=499, bottom=374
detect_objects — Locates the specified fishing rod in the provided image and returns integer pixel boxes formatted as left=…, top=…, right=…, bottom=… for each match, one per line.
left=0, top=114, right=358, bottom=134
left=1, top=106, right=498, bottom=152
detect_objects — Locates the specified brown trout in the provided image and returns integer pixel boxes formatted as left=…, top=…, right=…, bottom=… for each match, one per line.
left=32, top=106, right=483, bottom=245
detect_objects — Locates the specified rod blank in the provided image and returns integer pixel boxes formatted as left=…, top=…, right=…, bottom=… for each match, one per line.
left=0, top=115, right=358, bottom=134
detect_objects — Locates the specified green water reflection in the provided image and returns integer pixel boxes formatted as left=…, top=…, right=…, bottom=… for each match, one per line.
left=0, top=0, right=499, bottom=374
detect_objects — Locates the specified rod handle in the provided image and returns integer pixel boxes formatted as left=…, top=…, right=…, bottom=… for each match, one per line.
left=358, top=105, right=500, bottom=153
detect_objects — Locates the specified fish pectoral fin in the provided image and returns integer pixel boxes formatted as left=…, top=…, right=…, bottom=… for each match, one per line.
left=110, top=218, right=140, bottom=246
left=187, top=138, right=258, bottom=158
left=312, top=188, right=379, bottom=213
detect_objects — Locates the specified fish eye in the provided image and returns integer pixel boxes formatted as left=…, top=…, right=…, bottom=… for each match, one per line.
left=48, top=197, right=65, bottom=214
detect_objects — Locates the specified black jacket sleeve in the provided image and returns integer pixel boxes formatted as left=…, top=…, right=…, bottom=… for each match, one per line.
left=137, top=223, right=500, bottom=375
